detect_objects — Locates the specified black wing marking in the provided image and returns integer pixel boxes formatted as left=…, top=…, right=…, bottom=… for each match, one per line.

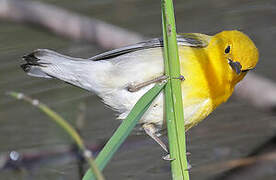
left=89, top=35, right=208, bottom=61
left=89, top=38, right=162, bottom=61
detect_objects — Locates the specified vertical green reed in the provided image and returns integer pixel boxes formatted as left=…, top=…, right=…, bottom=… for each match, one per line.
left=161, top=0, right=190, bottom=179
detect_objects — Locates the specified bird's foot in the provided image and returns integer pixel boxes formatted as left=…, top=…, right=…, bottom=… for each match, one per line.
left=127, top=75, right=168, bottom=92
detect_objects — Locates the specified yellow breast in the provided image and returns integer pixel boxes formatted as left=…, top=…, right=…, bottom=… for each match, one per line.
left=179, top=46, right=235, bottom=130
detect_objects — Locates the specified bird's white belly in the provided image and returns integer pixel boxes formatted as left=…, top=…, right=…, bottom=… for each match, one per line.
left=101, top=84, right=211, bottom=130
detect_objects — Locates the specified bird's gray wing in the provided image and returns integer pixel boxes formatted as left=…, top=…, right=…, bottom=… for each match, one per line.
left=89, top=34, right=209, bottom=61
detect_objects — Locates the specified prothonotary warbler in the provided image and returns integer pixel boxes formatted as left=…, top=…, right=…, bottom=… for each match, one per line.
left=21, top=30, right=259, bottom=154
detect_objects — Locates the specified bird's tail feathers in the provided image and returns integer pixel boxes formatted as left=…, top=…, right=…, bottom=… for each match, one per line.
left=21, top=49, right=79, bottom=78
left=21, top=49, right=103, bottom=92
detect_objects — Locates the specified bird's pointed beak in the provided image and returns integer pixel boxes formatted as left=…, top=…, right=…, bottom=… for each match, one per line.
left=228, top=59, right=242, bottom=75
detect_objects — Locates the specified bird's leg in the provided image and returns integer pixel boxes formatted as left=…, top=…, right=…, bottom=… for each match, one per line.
left=143, top=123, right=191, bottom=162
left=143, top=123, right=174, bottom=161
left=127, top=75, right=168, bottom=92
left=142, top=123, right=168, bottom=153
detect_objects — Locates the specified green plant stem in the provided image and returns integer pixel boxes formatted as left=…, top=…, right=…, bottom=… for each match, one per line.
left=8, top=91, right=104, bottom=180
left=83, top=81, right=166, bottom=180
left=161, top=0, right=190, bottom=179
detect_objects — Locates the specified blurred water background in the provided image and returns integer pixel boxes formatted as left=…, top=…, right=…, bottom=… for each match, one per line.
left=0, top=0, right=276, bottom=179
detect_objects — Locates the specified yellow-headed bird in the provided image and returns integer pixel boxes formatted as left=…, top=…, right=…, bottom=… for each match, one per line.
left=21, top=30, right=258, bottom=153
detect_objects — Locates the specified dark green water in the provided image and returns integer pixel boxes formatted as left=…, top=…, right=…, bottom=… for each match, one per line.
left=1, top=0, right=276, bottom=179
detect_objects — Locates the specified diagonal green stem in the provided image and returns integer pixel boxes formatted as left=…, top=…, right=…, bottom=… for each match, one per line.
left=83, top=81, right=166, bottom=180
left=8, top=91, right=105, bottom=180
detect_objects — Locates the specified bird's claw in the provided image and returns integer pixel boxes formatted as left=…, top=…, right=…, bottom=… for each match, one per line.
left=162, top=153, right=192, bottom=170
left=162, top=154, right=175, bottom=161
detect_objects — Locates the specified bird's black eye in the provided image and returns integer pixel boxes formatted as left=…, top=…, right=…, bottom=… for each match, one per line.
left=225, top=46, right=231, bottom=54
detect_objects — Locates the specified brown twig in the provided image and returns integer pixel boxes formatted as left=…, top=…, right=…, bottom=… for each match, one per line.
left=0, top=0, right=143, bottom=49
left=193, top=149, right=276, bottom=174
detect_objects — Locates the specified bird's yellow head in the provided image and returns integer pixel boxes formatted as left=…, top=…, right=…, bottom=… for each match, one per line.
left=207, top=30, right=259, bottom=84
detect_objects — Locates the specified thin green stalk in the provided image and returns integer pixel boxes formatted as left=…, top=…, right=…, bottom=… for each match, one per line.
left=83, top=81, right=166, bottom=180
left=8, top=91, right=104, bottom=180
left=161, top=0, right=190, bottom=179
